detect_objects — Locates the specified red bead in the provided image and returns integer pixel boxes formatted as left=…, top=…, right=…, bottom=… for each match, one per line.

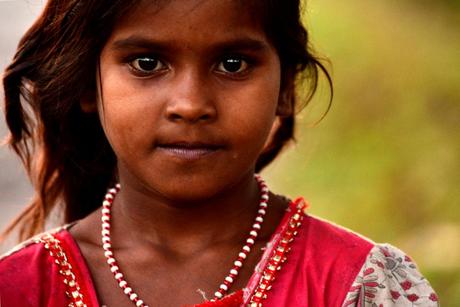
left=102, top=175, right=272, bottom=304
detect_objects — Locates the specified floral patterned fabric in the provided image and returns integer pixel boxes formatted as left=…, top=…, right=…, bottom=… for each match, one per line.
left=343, top=244, right=439, bottom=306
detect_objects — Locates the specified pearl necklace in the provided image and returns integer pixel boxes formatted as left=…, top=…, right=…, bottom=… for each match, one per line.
left=101, top=175, right=269, bottom=306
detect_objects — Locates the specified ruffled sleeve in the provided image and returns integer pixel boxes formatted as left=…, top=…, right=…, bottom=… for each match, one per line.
left=342, top=244, right=439, bottom=306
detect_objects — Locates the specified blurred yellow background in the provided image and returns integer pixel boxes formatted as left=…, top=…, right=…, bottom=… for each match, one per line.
left=264, top=0, right=460, bottom=305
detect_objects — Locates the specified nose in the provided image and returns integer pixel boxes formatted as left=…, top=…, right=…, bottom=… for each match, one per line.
left=165, top=70, right=217, bottom=123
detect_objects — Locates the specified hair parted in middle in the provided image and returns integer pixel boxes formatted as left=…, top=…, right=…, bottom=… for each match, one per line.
left=2, top=0, right=332, bottom=241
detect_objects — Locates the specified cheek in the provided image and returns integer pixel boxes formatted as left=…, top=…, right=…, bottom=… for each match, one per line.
left=98, top=79, right=161, bottom=155
left=224, top=77, right=280, bottom=155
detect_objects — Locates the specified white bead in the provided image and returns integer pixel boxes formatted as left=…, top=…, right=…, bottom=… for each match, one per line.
left=124, top=287, right=132, bottom=295
left=97, top=179, right=274, bottom=307
left=220, top=284, right=228, bottom=291
left=214, top=291, right=223, bottom=298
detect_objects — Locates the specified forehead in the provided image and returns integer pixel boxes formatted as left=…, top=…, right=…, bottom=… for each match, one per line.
left=108, top=0, right=267, bottom=46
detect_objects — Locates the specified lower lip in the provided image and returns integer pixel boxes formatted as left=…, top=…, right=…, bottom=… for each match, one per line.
left=157, top=146, right=219, bottom=160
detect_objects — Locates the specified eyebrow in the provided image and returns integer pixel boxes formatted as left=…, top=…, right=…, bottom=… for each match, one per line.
left=110, top=35, right=269, bottom=53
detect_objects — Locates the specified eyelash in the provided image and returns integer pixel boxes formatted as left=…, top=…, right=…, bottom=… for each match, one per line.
left=216, top=55, right=252, bottom=77
left=128, top=56, right=168, bottom=76
left=126, top=54, right=253, bottom=78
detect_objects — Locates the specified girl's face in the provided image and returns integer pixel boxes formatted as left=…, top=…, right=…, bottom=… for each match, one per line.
left=98, top=0, right=282, bottom=201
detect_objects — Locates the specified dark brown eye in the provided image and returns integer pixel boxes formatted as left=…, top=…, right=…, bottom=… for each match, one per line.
left=217, top=57, right=248, bottom=74
left=130, top=57, right=165, bottom=73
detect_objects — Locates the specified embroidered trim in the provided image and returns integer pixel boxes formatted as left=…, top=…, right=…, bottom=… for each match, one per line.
left=36, top=233, right=87, bottom=307
left=248, top=201, right=307, bottom=306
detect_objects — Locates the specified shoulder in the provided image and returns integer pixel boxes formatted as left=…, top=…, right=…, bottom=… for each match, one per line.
left=284, top=200, right=376, bottom=272
left=303, top=213, right=375, bottom=250
left=0, top=227, right=71, bottom=305
left=0, top=232, right=52, bottom=271
left=0, top=225, right=72, bottom=264
left=342, top=244, right=439, bottom=306
left=267, top=200, right=377, bottom=306
left=299, top=212, right=375, bottom=268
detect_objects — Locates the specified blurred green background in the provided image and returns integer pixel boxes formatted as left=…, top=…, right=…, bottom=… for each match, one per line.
left=263, top=0, right=460, bottom=305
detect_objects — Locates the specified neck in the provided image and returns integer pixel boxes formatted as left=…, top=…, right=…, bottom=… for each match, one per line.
left=110, top=173, right=261, bottom=254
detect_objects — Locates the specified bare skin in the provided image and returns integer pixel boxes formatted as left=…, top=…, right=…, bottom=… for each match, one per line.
left=71, top=0, right=291, bottom=305
left=70, top=193, right=289, bottom=306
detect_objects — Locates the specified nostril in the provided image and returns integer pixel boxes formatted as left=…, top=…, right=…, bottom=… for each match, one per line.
left=199, top=114, right=211, bottom=121
left=168, top=113, right=182, bottom=121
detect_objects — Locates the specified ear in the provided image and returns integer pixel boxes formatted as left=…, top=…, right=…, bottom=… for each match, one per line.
left=262, top=117, right=281, bottom=153
left=80, top=92, right=98, bottom=113
left=276, top=88, right=293, bottom=117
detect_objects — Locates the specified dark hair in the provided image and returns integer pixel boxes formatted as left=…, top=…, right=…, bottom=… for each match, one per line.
left=1, top=0, right=332, bottom=242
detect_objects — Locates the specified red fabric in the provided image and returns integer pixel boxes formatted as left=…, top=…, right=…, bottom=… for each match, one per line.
left=0, top=199, right=375, bottom=306
left=0, top=230, right=98, bottom=306
left=0, top=237, right=69, bottom=306
left=55, top=230, right=101, bottom=305
left=260, top=214, right=374, bottom=306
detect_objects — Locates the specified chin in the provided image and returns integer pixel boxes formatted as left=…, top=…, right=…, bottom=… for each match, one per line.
left=151, top=176, right=226, bottom=203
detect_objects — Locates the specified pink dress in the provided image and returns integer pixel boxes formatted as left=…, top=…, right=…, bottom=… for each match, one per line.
left=0, top=198, right=439, bottom=306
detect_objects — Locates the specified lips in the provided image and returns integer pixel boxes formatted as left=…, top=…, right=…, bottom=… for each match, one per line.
left=156, top=142, right=222, bottom=160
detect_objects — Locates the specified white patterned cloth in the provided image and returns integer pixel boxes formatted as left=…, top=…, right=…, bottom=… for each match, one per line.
left=342, top=244, right=439, bottom=306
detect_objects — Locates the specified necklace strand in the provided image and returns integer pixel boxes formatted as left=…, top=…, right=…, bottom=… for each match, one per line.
left=101, top=175, right=269, bottom=306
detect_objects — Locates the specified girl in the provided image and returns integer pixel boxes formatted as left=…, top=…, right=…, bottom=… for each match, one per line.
left=0, top=0, right=438, bottom=306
